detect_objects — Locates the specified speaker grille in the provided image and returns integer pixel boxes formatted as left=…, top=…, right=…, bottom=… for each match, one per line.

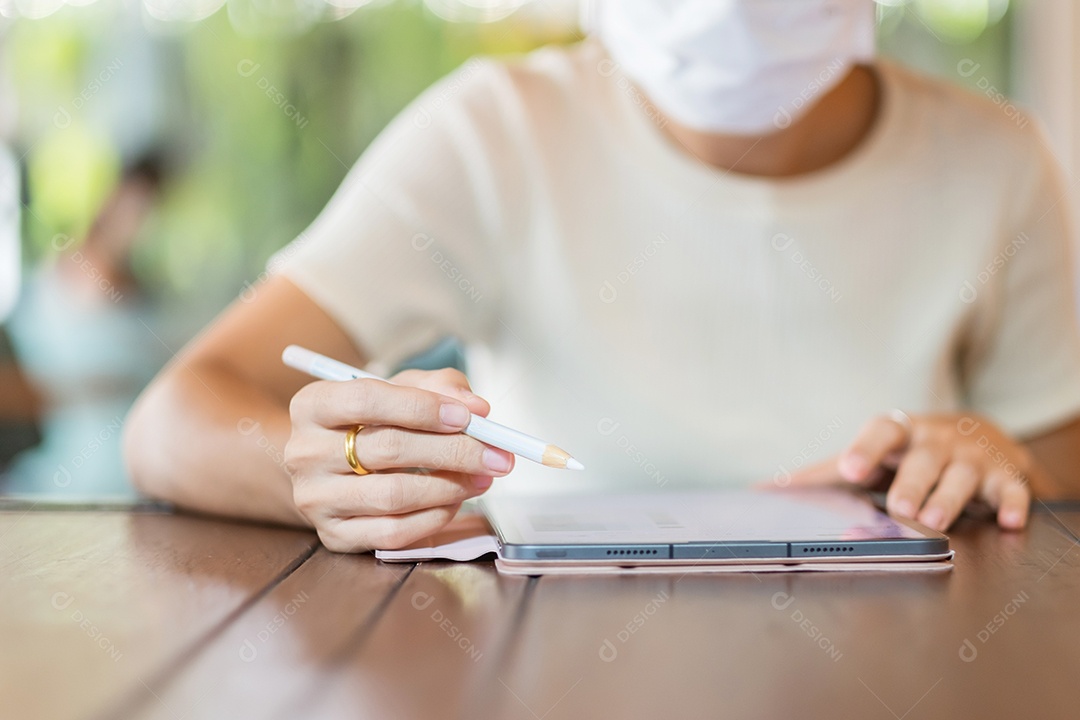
left=800, top=545, right=855, bottom=554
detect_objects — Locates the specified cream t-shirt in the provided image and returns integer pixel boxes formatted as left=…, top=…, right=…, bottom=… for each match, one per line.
left=273, top=40, right=1080, bottom=493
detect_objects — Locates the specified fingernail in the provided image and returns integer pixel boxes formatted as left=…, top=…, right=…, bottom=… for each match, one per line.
left=920, top=508, right=945, bottom=531
left=439, top=403, right=469, bottom=429
left=473, top=475, right=494, bottom=490
left=483, top=448, right=512, bottom=473
left=839, top=454, right=867, bottom=481
left=892, top=499, right=916, bottom=518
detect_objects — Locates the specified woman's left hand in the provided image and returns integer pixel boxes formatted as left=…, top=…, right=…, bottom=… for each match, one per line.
left=788, top=412, right=1040, bottom=532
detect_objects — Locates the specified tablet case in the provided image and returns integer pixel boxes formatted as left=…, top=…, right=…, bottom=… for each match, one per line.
left=375, top=510, right=955, bottom=575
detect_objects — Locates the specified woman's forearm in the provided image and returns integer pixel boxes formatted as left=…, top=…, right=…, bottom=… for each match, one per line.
left=123, top=359, right=309, bottom=527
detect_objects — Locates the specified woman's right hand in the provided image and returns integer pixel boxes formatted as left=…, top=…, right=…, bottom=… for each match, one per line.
left=284, top=367, right=514, bottom=552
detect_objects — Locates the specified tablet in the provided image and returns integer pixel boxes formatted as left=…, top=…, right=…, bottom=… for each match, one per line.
left=480, top=488, right=949, bottom=563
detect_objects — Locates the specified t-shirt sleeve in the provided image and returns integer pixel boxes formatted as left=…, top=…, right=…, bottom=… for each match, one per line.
left=268, top=58, right=514, bottom=369
left=964, top=124, right=1080, bottom=438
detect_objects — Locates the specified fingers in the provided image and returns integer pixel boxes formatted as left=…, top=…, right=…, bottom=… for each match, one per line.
left=354, top=425, right=514, bottom=476
left=286, top=367, right=500, bottom=553
left=981, top=470, right=1031, bottom=531
left=839, top=415, right=910, bottom=483
left=889, top=460, right=1031, bottom=532
left=392, top=367, right=491, bottom=418
left=828, top=412, right=1034, bottom=534
left=784, top=456, right=891, bottom=488
left=916, top=461, right=980, bottom=531
left=293, top=377, right=472, bottom=433
left=782, top=457, right=843, bottom=486
left=318, top=503, right=463, bottom=552
left=885, top=444, right=950, bottom=519
left=299, top=425, right=513, bottom=477
left=298, top=470, right=489, bottom=520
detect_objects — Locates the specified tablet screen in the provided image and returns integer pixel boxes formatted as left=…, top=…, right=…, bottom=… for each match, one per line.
left=482, top=489, right=936, bottom=546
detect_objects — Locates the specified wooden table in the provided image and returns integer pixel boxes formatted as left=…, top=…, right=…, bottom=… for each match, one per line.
left=3, top=500, right=1079, bottom=720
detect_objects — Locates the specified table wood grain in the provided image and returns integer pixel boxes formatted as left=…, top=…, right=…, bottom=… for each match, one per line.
left=488, top=511, right=1080, bottom=720
left=1038, top=502, right=1080, bottom=539
left=0, top=510, right=317, bottom=720
left=4, top=506, right=1079, bottom=720
left=291, top=559, right=531, bottom=720
left=128, top=548, right=409, bottom=720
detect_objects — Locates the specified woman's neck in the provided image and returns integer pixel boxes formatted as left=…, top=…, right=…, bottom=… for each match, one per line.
left=659, top=64, right=882, bottom=178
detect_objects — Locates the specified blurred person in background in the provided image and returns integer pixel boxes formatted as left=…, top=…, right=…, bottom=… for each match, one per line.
left=127, top=0, right=1080, bottom=551
left=0, top=140, right=43, bottom=469
left=4, top=155, right=169, bottom=496
left=0, top=332, right=42, bottom=469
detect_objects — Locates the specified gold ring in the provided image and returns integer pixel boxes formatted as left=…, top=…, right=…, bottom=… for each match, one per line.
left=344, top=425, right=371, bottom=475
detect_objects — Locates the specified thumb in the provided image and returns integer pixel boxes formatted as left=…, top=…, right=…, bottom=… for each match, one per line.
left=392, top=367, right=491, bottom=418
left=451, top=386, right=490, bottom=418
left=784, top=456, right=846, bottom=487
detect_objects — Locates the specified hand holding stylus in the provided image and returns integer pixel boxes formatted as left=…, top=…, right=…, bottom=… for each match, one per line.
left=281, top=346, right=582, bottom=552
left=284, top=362, right=514, bottom=551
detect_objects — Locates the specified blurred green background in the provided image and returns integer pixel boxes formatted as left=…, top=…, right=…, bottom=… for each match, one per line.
left=0, top=0, right=1017, bottom=497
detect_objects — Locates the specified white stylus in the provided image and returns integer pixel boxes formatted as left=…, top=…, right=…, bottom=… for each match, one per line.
left=282, top=345, right=584, bottom=471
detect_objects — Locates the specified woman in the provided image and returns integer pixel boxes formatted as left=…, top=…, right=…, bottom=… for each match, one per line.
left=124, top=0, right=1080, bottom=551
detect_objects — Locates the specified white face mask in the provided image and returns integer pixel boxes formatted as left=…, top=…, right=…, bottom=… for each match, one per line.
left=590, top=0, right=877, bottom=135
